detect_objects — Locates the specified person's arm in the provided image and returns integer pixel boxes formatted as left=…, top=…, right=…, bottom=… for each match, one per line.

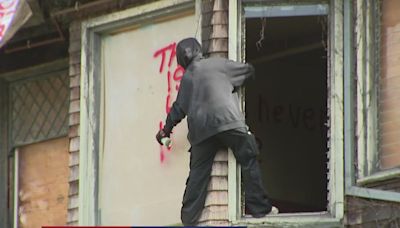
left=225, top=59, right=255, bottom=92
left=165, top=102, right=185, bottom=134
left=156, top=101, right=186, bottom=145
left=156, top=76, right=189, bottom=145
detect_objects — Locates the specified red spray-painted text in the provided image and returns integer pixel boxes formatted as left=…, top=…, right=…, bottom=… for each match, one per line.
left=153, top=42, right=185, bottom=162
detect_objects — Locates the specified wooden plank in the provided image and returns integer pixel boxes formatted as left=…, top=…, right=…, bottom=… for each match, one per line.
left=69, top=52, right=81, bottom=69
left=204, top=191, right=228, bottom=206
left=70, top=75, right=80, bottom=88
left=67, top=220, right=79, bottom=226
left=68, top=194, right=79, bottom=209
left=198, top=205, right=228, bottom=222
left=69, top=125, right=80, bottom=138
left=17, top=137, right=69, bottom=228
left=214, top=150, right=228, bottom=161
left=208, top=176, right=228, bottom=191
left=69, top=40, right=82, bottom=53
left=67, top=207, right=79, bottom=223
left=68, top=181, right=79, bottom=196
left=210, top=161, right=228, bottom=176
left=210, top=25, right=228, bottom=38
left=69, top=21, right=82, bottom=36
left=209, top=37, right=229, bottom=48
left=69, top=151, right=80, bottom=167
left=69, top=27, right=82, bottom=42
left=69, top=137, right=80, bottom=152
left=198, top=220, right=229, bottom=226
left=70, top=87, right=80, bottom=101
left=69, top=100, right=81, bottom=113
left=211, top=11, right=228, bottom=25
left=69, top=164, right=79, bottom=182
left=69, top=113, right=80, bottom=125
left=69, top=63, right=81, bottom=77
left=213, top=0, right=228, bottom=11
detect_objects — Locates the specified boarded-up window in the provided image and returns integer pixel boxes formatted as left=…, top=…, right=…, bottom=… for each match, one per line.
left=17, top=137, right=69, bottom=227
left=379, top=0, right=400, bottom=169
left=8, top=66, right=70, bottom=227
left=98, top=12, right=196, bottom=225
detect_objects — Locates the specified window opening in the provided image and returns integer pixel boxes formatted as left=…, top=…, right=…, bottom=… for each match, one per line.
left=244, top=4, right=328, bottom=213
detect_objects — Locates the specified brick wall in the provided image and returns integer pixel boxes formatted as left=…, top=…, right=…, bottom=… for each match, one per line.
left=379, top=0, right=400, bottom=169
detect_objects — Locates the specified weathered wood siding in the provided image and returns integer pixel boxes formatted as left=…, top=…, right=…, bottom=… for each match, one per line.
left=67, top=20, right=81, bottom=225
left=198, top=0, right=229, bottom=226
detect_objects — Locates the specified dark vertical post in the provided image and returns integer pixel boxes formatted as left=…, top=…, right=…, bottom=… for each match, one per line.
left=0, top=79, right=9, bottom=228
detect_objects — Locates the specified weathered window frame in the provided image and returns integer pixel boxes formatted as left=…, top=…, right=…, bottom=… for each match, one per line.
left=353, top=0, right=400, bottom=184
left=0, top=60, right=69, bottom=228
left=343, top=0, right=400, bottom=204
left=228, top=0, right=344, bottom=226
left=80, top=0, right=200, bottom=225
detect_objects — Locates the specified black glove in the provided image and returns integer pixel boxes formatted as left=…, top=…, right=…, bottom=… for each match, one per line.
left=156, top=129, right=169, bottom=145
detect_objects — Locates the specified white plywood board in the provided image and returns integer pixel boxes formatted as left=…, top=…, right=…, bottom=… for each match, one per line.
left=98, top=13, right=196, bottom=225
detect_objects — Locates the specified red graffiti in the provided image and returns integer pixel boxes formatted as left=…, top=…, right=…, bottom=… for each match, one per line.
left=154, top=42, right=185, bottom=163
left=0, top=24, right=5, bottom=37
left=0, top=0, right=16, bottom=10
left=159, top=121, right=171, bottom=163
left=0, top=0, right=17, bottom=40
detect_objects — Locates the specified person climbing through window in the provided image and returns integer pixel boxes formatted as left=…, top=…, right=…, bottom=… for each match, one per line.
left=156, top=37, right=278, bottom=226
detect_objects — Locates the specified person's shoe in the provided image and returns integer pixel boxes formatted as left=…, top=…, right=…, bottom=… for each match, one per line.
left=268, top=206, right=279, bottom=215
left=245, top=206, right=279, bottom=218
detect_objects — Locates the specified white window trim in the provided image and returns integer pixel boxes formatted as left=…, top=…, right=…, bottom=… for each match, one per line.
left=228, top=0, right=344, bottom=226
left=80, top=0, right=200, bottom=225
left=355, top=0, right=379, bottom=180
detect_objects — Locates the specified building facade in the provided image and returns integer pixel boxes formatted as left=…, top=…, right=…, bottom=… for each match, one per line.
left=0, top=0, right=399, bottom=227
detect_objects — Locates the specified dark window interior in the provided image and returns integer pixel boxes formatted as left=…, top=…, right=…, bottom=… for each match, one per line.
left=245, top=15, right=328, bottom=213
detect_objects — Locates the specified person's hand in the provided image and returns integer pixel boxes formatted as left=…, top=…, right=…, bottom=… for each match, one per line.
left=156, top=129, right=167, bottom=145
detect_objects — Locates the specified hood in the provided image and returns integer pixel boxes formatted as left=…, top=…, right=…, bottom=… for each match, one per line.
left=176, top=38, right=202, bottom=69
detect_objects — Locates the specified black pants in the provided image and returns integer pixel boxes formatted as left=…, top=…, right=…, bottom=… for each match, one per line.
left=181, top=128, right=272, bottom=226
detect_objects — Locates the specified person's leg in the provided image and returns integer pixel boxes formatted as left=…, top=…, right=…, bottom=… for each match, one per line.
left=181, top=136, right=221, bottom=226
left=217, top=128, right=272, bottom=216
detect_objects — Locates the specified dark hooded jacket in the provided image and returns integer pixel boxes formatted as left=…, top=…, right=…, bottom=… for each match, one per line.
left=164, top=38, right=254, bottom=145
